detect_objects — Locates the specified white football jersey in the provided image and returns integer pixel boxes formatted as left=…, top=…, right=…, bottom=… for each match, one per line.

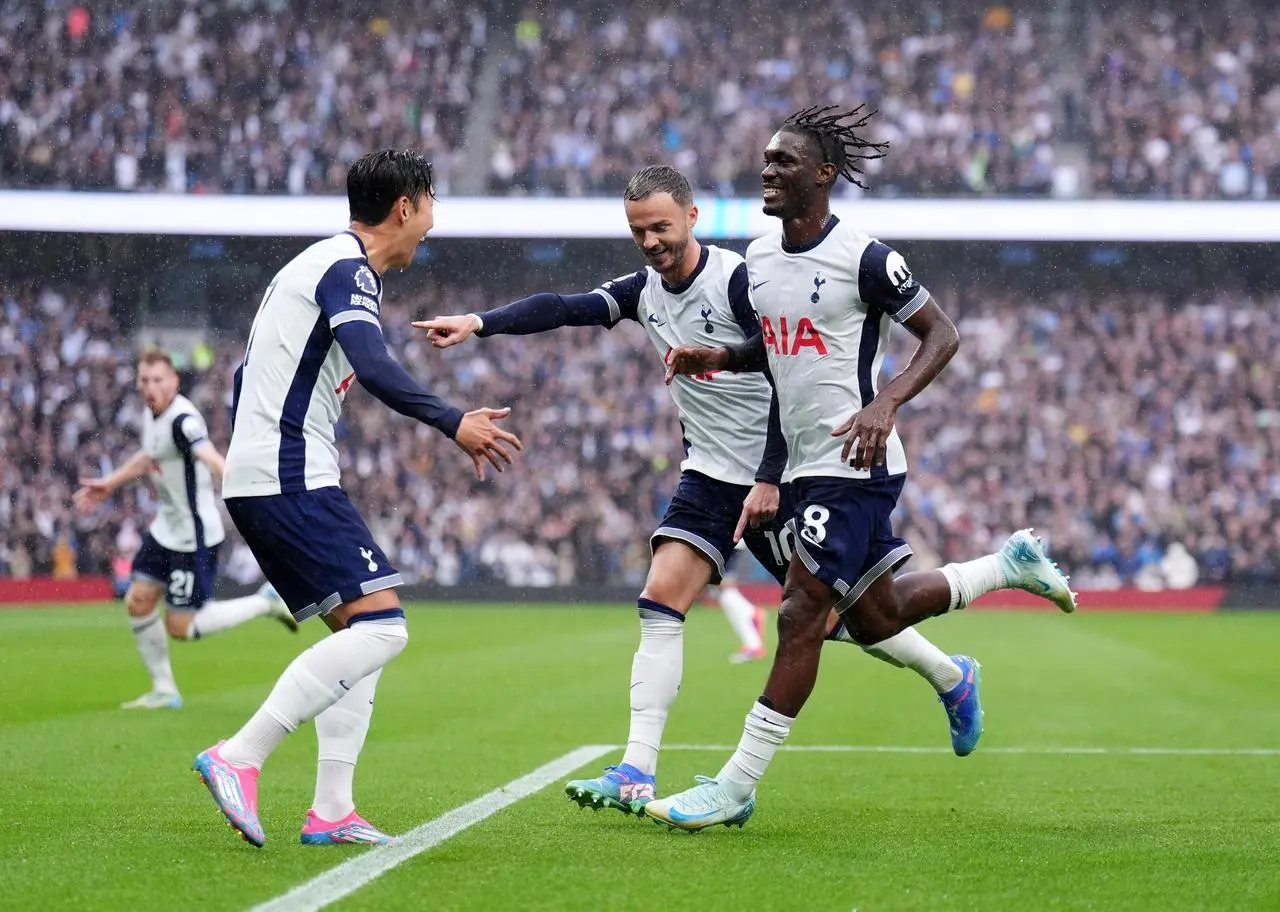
left=142, top=394, right=225, bottom=552
left=593, top=245, right=779, bottom=487
left=224, top=231, right=383, bottom=498
left=746, top=217, right=929, bottom=482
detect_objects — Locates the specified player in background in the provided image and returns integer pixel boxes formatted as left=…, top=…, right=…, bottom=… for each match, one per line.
left=191, top=150, right=522, bottom=848
left=711, top=547, right=768, bottom=663
left=74, top=351, right=296, bottom=711
left=416, top=166, right=983, bottom=819
left=648, top=106, right=1078, bottom=832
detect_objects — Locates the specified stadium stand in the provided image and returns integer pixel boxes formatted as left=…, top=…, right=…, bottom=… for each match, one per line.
left=2, top=1, right=1278, bottom=198
left=4, top=278, right=1275, bottom=588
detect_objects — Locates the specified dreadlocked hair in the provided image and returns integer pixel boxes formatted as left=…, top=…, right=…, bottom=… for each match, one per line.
left=781, top=104, right=889, bottom=189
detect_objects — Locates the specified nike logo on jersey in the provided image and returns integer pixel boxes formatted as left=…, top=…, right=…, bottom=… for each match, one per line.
left=647, top=314, right=666, bottom=326
left=751, top=281, right=770, bottom=291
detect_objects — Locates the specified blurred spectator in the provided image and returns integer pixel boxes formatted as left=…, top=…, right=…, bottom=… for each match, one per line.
left=1, top=277, right=1275, bottom=590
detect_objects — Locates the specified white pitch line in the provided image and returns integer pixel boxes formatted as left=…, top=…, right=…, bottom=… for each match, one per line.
left=249, top=744, right=616, bottom=912
left=664, top=744, right=1280, bottom=756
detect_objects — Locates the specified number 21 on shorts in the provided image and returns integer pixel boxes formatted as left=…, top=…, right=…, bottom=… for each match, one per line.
left=169, top=569, right=195, bottom=605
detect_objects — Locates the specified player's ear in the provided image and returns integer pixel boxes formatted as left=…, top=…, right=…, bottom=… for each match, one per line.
left=687, top=205, right=698, bottom=230
left=815, top=162, right=838, bottom=188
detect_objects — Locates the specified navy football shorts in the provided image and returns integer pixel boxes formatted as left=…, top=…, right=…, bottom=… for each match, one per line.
left=785, top=474, right=913, bottom=612
left=131, top=533, right=221, bottom=611
left=225, top=487, right=402, bottom=622
left=650, top=470, right=796, bottom=584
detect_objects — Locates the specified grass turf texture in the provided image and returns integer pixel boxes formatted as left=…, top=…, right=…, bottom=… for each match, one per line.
left=1, top=604, right=1278, bottom=911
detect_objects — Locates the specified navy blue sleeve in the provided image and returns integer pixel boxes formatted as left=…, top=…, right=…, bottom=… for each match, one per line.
left=171, top=413, right=209, bottom=457
left=755, top=369, right=787, bottom=484
left=726, top=263, right=760, bottom=337
left=857, top=241, right=930, bottom=323
left=476, top=291, right=615, bottom=336
left=591, top=270, right=647, bottom=325
left=333, top=320, right=464, bottom=438
left=314, top=258, right=384, bottom=332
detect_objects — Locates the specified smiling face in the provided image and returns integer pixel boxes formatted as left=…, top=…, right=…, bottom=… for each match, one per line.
left=761, top=129, right=837, bottom=220
left=386, top=192, right=435, bottom=269
left=624, top=191, right=698, bottom=280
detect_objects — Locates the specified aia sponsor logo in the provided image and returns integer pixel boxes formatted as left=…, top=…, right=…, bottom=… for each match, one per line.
left=760, top=315, right=827, bottom=356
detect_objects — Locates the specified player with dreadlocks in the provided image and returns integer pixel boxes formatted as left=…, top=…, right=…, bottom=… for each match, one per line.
left=645, top=106, right=1078, bottom=832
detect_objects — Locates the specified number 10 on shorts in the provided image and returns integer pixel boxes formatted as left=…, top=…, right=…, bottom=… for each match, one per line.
left=763, top=505, right=830, bottom=565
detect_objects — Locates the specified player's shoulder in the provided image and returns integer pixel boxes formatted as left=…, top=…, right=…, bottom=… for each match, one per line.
left=704, top=244, right=746, bottom=272
left=598, top=264, right=652, bottom=295
left=746, top=229, right=784, bottom=261
left=702, top=245, right=747, bottom=294
left=282, top=232, right=379, bottom=296
left=170, top=393, right=200, bottom=417
left=830, top=216, right=876, bottom=248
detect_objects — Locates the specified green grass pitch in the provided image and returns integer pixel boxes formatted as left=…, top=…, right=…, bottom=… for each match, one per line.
left=2, top=603, right=1278, bottom=911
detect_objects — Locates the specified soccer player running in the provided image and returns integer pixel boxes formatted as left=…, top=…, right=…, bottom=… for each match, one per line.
left=191, top=150, right=522, bottom=848
left=416, top=166, right=989, bottom=819
left=647, top=107, right=1077, bottom=832
left=74, top=351, right=297, bottom=710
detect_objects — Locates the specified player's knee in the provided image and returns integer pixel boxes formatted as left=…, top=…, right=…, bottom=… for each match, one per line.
left=124, top=586, right=157, bottom=618
left=350, top=614, right=409, bottom=656
left=637, top=582, right=693, bottom=615
left=775, top=596, right=828, bottom=647
left=838, top=605, right=898, bottom=646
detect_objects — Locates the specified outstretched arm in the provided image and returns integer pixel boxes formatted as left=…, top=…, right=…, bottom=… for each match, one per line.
left=333, top=320, right=523, bottom=478
left=334, top=319, right=466, bottom=435
left=414, top=291, right=616, bottom=348
left=416, top=269, right=649, bottom=348
left=73, top=450, right=153, bottom=511
left=192, top=442, right=225, bottom=483
left=314, top=256, right=522, bottom=478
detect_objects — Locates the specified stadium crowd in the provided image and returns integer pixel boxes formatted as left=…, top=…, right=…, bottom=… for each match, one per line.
left=2, top=1, right=1279, bottom=199
left=2, top=277, right=1275, bottom=590
left=0, top=0, right=486, bottom=195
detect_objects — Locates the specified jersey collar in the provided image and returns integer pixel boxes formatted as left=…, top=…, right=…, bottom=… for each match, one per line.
left=660, top=245, right=710, bottom=295
left=780, top=214, right=840, bottom=255
left=344, top=229, right=369, bottom=259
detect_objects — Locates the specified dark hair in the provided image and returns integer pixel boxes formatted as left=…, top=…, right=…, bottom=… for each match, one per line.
left=780, top=105, right=890, bottom=189
left=138, top=350, right=175, bottom=371
left=347, top=149, right=435, bottom=224
left=624, top=165, right=693, bottom=208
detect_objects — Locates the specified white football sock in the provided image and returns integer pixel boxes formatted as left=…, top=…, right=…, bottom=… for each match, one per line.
left=620, top=601, right=685, bottom=777
left=129, top=608, right=177, bottom=694
left=940, top=557, right=1008, bottom=610
left=186, top=595, right=273, bottom=640
left=220, top=618, right=408, bottom=770
left=861, top=627, right=963, bottom=692
left=719, top=701, right=794, bottom=801
left=718, top=586, right=763, bottom=651
left=312, top=668, right=381, bottom=822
